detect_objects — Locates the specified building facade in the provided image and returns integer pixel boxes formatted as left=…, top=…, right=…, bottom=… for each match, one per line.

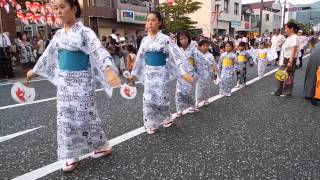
left=159, top=0, right=242, bottom=37
left=9, top=0, right=157, bottom=39
left=238, top=4, right=254, bottom=33
left=247, top=0, right=282, bottom=34
left=81, top=0, right=158, bottom=38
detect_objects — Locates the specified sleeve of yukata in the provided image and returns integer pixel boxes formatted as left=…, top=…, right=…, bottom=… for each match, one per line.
left=131, top=38, right=147, bottom=82
left=167, top=39, right=189, bottom=77
left=85, top=28, right=119, bottom=97
left=32, top=32, right=59, bottom=86
left=233, top=53, right=240, bottom=71
left=246, top=51, right=254, bottom=64
left=86, top=29, right=118, bottom=74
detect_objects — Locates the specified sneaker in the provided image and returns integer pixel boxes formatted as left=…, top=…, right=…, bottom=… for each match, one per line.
left=225, top=93, right=232, bottom=97
left=62, top=160, right=79, bottom=172
left=162, top=120, right=174, bottom=128
left=235, top=83, right=240, bottom=88
left=175, top=111, right=183, bottom=118
left=146, top=128, right=158, bottom=135
left=91, top=145, right=112, bottom=159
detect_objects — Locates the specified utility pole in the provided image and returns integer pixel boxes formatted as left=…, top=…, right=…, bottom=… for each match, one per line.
left=259, top=0, right=263, bottom=35
left=216, top=5, right=219, bottom=35
left=282, top=0, right=287, bottom=31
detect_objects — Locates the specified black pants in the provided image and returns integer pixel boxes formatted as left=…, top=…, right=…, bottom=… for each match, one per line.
left=276, top=51, right=280, bottom=62
left=0, top=48, right=14, bottom=79
left=274, top=58, right=296, bottom=96
left=298, top=49, right=304, bottom=68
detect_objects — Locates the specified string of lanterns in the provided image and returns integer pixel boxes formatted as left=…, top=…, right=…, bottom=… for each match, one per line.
left=0, top=0, right=61, bottom=27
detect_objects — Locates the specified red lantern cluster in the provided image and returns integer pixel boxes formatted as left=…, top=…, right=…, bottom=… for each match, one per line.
left=0, top=0, right=61, bottom=27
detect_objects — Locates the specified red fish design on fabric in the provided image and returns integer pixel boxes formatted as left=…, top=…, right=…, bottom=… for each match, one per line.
left=15, top=88, right=32, bottom=102
left=124, top=87, right=132, bottom=97
left=16, top=88, right=26, bottom=102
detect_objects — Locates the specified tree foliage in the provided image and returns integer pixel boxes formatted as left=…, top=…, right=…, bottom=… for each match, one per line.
left=157, top=0, right=202, bottom=34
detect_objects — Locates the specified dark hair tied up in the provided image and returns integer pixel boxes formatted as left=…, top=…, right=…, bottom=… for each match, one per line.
left=65, top=0, right=81, bottom=18
left=147, top=11, right=163, bottom=29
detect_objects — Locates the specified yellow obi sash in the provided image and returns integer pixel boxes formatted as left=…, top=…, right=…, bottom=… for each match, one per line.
left=237, top=55, right=247, bottom=63
left=188, top=57, right=196, bottom=66
left=258, top=53, right=267, bottom=60
left=222, top=58, right=234, bottom=67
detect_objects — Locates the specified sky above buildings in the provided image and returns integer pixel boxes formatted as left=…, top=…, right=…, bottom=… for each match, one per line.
left=242, top=0, right=320, bottom=5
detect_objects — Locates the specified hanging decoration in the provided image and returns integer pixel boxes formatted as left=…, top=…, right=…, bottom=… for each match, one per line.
left=0, top=0, right=61, bottom=27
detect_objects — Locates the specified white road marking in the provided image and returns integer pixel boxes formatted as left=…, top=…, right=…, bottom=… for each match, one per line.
left=0, top=126, right=43, bottom=143
left=0, top=78, right=47, bottom=86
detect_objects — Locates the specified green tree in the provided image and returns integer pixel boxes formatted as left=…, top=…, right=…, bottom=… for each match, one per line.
left=288, top=19, right=313, bottom=35
left=157, top=0, right=202, bottom=34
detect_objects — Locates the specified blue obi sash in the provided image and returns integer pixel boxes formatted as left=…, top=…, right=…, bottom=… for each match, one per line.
left=58, top=50, right=90, bottom=71
left=145, top=51, right=167, bottom=66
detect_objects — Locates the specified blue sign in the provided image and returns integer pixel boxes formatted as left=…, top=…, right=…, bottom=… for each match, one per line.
left=231, top=21, right=241, bottom=28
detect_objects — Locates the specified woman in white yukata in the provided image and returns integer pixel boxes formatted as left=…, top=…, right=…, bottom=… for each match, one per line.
left=26, top=0, right=121, bottom=172
left=130, top=12, right=193, bottom=135
left=174, top=32, right=204, bottom=118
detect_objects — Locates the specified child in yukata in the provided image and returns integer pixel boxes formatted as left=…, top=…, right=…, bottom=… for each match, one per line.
left=235, top=42, right=254, bottom=88
left=218, top=41, right=238, bottom=97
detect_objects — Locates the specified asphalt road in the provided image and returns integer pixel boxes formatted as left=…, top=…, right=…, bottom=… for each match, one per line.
left=0, top=55, right=319, bottom=180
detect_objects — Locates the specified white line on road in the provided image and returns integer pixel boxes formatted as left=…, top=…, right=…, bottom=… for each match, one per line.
left=0, top=78, right=47, bottom=86
left=0, top=126, right=43, bottom=143
left=11, top=56, right=294, bottom=180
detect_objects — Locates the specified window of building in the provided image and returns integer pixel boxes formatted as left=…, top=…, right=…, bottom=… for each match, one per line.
left=266, top=14, right=269, bottom=21
left=89, top=0, right=112, bottom=7
left=224, top=0, right=229, bottom=13
left=244, top=14, right=250, bottom=22
left=234, top=3, right=239, bottom=15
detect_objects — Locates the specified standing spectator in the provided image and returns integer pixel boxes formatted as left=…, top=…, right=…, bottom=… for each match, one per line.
left=111, top=29, right=119, bottom=42
left=31, top=36, right=38, bottom=58
left=126, top=44, right=136, bottom=72
left=136, top=30, right=143, bottom=51
left=271, top=22, right=299, bottom=97
left=101, top=36, right=107, bottom=48
left=297, top=30, right=308, bottom=69
left=36, top=34, right=45, bottom=61
left=255, top=34, right=262, bottom=46
left=45, top=32, right=54, bottom=48
left=106, top=36, right=113, bottom=48
left=0, top=32, right=14, bottom=79
left=271, top=29, right=285, bottom=66
left=16, top=32, right=36, bottom=70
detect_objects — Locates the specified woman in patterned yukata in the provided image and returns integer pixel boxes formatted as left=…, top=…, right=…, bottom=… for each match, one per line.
left=235, top=42, right=254, bottom=88
left=218, top=41, right=238, bottom=97
left=130, top=12, right=193, bottom=135
left=26, top=0, right=121, bottom=172
left=195, top=40, right=216, bottom=108
left=174, top=32, right=204, bottom=118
